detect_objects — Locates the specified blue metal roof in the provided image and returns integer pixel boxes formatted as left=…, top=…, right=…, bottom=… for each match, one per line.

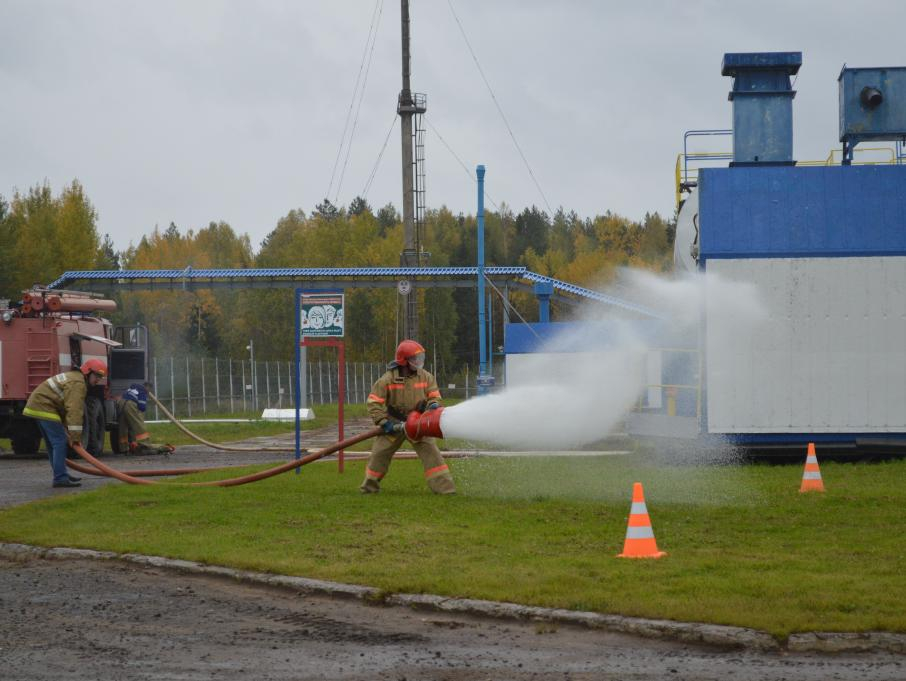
left=48, top=266, right=660, bottom=317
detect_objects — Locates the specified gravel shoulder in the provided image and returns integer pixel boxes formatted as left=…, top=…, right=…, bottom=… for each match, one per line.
left=2, top=552, right=906, bottom=681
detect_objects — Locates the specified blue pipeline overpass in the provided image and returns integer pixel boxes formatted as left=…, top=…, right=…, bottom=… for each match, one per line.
left=48, top=267, right=660, bottom=319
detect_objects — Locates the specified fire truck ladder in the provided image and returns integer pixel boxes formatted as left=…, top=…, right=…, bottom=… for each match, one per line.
left=25, top=330, right=55, bottom=392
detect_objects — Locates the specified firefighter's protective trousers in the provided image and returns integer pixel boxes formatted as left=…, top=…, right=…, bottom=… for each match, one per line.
left=361, top=432, right=455, bottom=494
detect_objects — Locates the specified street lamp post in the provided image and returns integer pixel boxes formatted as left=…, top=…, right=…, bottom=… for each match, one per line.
left=246, top=339, right=256, bottom=412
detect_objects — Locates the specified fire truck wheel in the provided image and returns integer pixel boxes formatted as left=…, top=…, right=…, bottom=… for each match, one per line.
left=109, top=426, right=126, bottom=455
left=11, top=424, right=42, bottom=455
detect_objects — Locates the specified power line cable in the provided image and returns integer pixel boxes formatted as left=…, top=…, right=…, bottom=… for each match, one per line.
left=425, top=115, right=499, bottom=211
left=326, top=0, right=383, bottom=201
left=336, top=0, right=385, bottom=203
left=446, top=0, right=554, bottom=215
left=362, top=113, right=398, bottom=199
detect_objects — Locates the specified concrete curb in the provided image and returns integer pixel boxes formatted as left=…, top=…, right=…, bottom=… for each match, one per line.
left=2, top=542, right=903, bottom=654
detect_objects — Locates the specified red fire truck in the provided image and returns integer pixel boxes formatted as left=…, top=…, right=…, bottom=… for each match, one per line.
left=0, top=289, right=149, bottom=454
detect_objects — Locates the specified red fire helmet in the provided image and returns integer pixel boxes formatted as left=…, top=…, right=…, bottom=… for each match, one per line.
left=80, top=359, right=108, bottom=378
left=395, top=339, right=425, bottom=366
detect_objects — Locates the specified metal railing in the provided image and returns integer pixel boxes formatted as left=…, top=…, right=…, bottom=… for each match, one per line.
left=676, top=133, right=904, bottom=209
left=796, top=146, right=896, bottom=167
left=634, top=348, right=701, bottom=418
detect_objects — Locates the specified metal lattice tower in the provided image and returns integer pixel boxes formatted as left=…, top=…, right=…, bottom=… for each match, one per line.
left=398, top=0, right=426, bottom=341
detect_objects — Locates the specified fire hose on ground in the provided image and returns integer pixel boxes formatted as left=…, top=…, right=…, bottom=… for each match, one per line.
left=62, top=407, right=447, bottom=487
left=147, top=391, right=305, bottom=453
left=64, top=387, right=310, bottom=478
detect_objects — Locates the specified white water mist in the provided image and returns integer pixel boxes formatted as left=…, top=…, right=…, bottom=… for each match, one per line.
left=439, top=269, right=766, bottom=449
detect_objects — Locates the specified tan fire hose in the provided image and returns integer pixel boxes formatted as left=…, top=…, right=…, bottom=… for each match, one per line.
left=65, top=459, right=222, bottom=478
left=67, top=427, right=382, bottom=487
left=147, top=391, right=306, bottom=453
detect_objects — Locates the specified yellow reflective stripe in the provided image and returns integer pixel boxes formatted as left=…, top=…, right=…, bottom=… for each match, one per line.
left=367, top=393, right=386, bottom=403
left=67, top=425, right=83, bottom=432
left=22, top=407, right=62, bottom=422
left=135, top=432, right=151, bottom=441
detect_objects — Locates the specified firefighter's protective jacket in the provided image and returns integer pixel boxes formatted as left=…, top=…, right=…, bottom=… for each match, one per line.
left=366, top=366, right=442, bottom=426
left=23, top=370, right=87, bottom=442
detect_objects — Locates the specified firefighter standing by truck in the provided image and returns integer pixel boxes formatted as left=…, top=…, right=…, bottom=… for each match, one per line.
left=360, top=340, right=456, bottom=495
left=22, top=359, right=108, bottom=488
left=116, top=383, right=174, bottom=455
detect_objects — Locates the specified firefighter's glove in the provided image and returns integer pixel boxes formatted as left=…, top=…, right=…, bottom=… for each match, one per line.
left=382, top=420, right=404, bottom=435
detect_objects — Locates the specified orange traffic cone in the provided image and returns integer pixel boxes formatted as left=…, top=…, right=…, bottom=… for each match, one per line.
left=617, top=482, right=666, bottom=559
left=799, top=442, right=825, bottom=492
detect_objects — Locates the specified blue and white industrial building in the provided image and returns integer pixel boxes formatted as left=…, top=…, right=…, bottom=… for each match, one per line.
left=672, top=52, right=905, bottom=449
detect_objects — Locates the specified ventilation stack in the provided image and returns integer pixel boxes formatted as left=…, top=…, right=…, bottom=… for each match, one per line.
left=721, top=52, right=801, bottom=165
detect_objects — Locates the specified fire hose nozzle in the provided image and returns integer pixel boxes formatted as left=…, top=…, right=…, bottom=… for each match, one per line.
left=404, top=407, right=445, bottom=442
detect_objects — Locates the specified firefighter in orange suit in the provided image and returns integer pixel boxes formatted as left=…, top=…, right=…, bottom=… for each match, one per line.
left=360, top=340, right=456, bottom=495
left=23, top=359, right=107, bottom=488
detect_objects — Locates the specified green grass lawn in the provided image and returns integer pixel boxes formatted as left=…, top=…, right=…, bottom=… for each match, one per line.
left=1, top=452, right=904, bottom=639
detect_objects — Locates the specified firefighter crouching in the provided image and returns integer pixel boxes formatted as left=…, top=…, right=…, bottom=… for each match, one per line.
left=360, top=340, right=456, bottom=495
left=116, top=383, right=174, bottom=455
left=23, top=359, right=108, bottom=488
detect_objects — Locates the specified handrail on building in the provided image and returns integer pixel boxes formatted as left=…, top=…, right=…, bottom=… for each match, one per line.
left=634, top=347, right=701, bottom=418
left=676, top=128, right=904, bottom=208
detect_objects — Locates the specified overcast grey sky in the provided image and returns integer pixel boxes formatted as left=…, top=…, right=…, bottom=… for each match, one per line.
left=2, top=0, right=905, bottom=253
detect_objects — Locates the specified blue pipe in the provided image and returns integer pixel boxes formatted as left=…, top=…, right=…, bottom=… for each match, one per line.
left=476, top=165, right=488, bottom=395
left=487, top=290, right=493, bottom=377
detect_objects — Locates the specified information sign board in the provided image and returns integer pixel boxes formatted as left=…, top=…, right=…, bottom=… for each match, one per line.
left=300, top=292, right=344, bottom=338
